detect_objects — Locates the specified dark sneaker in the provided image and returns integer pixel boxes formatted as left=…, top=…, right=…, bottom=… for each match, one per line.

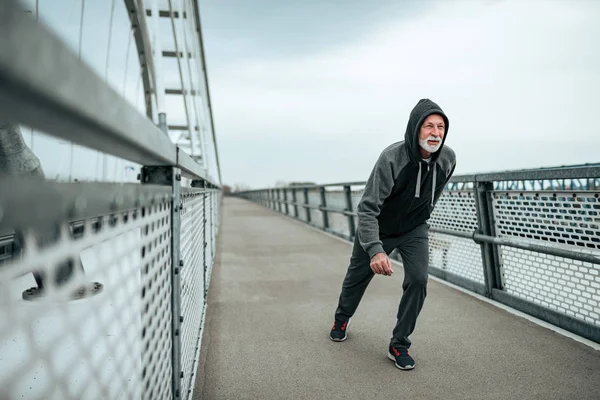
left=329, top=318, right=351, bottom=342
left=388, top=345, right=415, bottom=370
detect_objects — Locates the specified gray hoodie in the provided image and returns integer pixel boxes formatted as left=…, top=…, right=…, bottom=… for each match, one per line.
left=356, top=99, right=456, bottom=258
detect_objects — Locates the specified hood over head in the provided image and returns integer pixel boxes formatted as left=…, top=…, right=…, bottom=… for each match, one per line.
left=403, top=99, right=450, bottom=206
left=404, top=98, right=449, bottom=164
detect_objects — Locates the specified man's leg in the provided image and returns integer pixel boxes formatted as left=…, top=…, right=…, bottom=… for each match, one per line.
left=390, top=223, right=430, bottom=349
left=335, top=234, right=400, bottom=321
left=334, top=234, right=373, bottom=321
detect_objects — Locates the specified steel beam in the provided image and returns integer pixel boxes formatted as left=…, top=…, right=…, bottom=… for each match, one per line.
left=192, top=0, right=222, bottom=185
left=166, top=89, right=198, bottom=96
left=124, top=0, right=157, bottom=119
left=145, top=9, right=188, bottom=18
left=169, top=125, right=199, bottom=131
left=163, top=50, right=192, bottom=58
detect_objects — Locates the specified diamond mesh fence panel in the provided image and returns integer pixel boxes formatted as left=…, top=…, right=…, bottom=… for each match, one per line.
left=351, top=190, right=364, bottom=211
left=325, top=190, right=346, bottom=209
left=205, top=191, right=220, bottom=286
left=325, top=190, right=350, bottom=238
left=0, top=235, right=13, bottom=265
left=307, top=190, right=323, bottom=228
left=429, top=191, right=480, bottom=233
left=328, top=212, right=350, bottom=238
left=492, top=191, right=600, bottom=326
left=492, top=191, right=600, bottom=250
left=282, top=189, right=292, bottom=216
left=501, top=248, right=600, bottom=325
left=428, top=190, right=485, bottom=284
left=0, top=188, right=173, bottom=400
left=179, top=189, right=206, bottom=398
left=428, top=233, right=484, bottom=284
left=297, top=190, right=310, bottom=223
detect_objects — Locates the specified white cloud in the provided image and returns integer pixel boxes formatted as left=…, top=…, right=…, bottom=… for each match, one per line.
left=209, top=0, right=600, bottom=187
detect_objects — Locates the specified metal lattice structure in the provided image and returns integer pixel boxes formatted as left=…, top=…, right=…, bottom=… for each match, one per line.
left=0, top=1, right=221, bottom=399
left=237, top=165, right=600, bottom=344
left=179, top=188, right=209, bottom=395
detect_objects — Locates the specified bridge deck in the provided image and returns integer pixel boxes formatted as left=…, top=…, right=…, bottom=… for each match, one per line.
left=194, top=197, right=600, bottom=400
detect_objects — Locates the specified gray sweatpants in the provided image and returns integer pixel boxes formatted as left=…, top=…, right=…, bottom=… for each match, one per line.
left=335, top=223, right=430, bottom=348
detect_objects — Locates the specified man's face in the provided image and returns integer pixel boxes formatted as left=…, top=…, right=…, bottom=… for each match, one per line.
left=418, top=114, right=445, bottom=154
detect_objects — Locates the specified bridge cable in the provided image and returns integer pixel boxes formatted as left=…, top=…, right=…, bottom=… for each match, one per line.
left=99, top=0, right=116, bottom=182
left=68, top=0, right=85, bottom=183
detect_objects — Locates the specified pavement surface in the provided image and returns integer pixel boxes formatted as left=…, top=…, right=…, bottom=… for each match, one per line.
left=194, top=197, right=600, bottom=400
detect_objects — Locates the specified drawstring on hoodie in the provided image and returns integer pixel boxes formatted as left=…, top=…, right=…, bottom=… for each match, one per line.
left=414, top=161, right=437, bottom=207
left=415, top=162, right=422, bottom=198
left=431, top=163, right=436, bottom=206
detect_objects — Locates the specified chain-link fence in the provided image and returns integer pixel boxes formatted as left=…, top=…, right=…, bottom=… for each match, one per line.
left=237, top=166, right=600, bottom=344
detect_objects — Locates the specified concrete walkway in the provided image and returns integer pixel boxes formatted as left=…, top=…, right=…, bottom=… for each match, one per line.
left=194, top=197, right=600, bottom=400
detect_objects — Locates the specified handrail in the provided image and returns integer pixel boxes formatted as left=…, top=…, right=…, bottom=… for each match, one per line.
left=237, top=163, right=600, bottom=193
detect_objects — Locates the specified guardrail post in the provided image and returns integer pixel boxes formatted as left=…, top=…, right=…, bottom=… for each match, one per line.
left=272, top=189, right=276, bottom=210
left=474, top=181, right=503, bottom=297
left=304, top=188, right=311, bottom=223
left=320, top=186, right=329, bottom=229
left=292, top=188, right=299, bottom=218
left=192, top=179, right=209, bottom=299
left=140, top=166, right=183, bottom=398
left=277, top=189, right=282, bottom=213
left=201, top=182, right=208, bottom=298
left=344, top=185, right=356, bottom=239
left=283, top=188, right=289, bottom=215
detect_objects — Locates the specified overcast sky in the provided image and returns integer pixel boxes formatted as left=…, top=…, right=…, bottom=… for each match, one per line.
left=199, top=0, right=600, bottom=189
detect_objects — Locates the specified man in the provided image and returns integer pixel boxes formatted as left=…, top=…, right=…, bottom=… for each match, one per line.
left=329, top=98, right=456, bottom=370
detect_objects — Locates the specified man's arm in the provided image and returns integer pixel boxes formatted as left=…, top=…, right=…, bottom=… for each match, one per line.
left=356, top=152, right=396, bottom=258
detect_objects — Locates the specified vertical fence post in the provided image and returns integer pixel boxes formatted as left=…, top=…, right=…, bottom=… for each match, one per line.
left=292, top=188, right=299, bottom=218
left=344, top=185, right=356, bottom=240
left=202, top=182, right=208, bottom=299
left=140, top=166, right=183, bottom=399
left=304, top=188, right=311, bottom=223
left=277, top=189, right=282, bottom=213
left=211, top=189, right=215, bottom=257
left=320, top=186, right=329, bottom=229
left=283, top=188, right=289, bottom=215
left=272, top=189, right=276, bottom=210
left=474, top=181, right=503, bottom=297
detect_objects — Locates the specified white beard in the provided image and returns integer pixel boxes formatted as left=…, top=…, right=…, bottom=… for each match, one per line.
left=419, top=136, right=442, bottom=153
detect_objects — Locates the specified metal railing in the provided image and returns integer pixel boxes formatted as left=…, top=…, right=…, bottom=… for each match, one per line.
left=0, top=3, right=221, bottom=399
left=236, top=164, right=600, bottom=344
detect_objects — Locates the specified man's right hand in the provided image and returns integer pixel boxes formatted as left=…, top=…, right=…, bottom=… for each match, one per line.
left=370, top=253, right=393, bottom=276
